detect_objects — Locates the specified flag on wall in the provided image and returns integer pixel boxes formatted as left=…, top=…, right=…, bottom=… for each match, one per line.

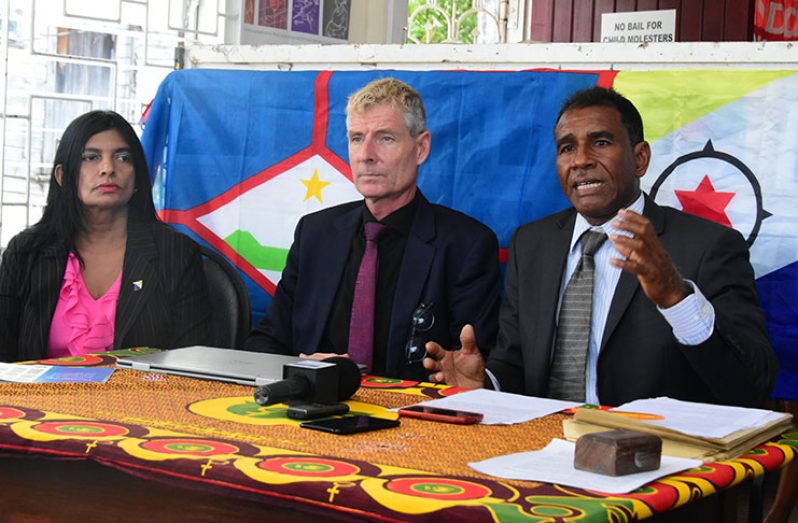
left=141, top=67, right=798, bottom=400
left=616, top=70, right=798, bottom=400
left=140, top=68, right=602, bottom=320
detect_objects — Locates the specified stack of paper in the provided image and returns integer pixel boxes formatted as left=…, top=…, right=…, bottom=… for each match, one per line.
left=563, top=397, right=793, bottom=462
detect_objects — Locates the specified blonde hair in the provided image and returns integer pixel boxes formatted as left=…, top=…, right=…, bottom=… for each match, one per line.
left=345, top=77, right=427, bottom=137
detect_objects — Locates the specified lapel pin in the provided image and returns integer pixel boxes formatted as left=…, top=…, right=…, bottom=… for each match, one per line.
left=133, top=280, right=143, bottom=292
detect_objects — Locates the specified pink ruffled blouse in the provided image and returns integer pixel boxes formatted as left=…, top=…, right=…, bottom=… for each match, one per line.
left=47, top=252, right=122, bottom=358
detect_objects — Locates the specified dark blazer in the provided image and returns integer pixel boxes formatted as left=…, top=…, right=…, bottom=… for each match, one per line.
left=0, top=220, right=211, bottom=362
left=487, top=195, right=777, bottom=407
left=245, top=193, right=500, bottom=381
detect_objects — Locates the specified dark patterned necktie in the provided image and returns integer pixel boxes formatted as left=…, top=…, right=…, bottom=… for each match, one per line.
left=347, top=222, right=386, bottom=372
left=548, top=229, right=607, bottom=401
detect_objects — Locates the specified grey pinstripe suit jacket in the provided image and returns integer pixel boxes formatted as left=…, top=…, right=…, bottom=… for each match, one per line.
left=0, top=220, right=212, bottom=362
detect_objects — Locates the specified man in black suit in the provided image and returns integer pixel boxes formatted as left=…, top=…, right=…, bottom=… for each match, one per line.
left=245, top=78, right=500, bottom=381
left=424, top=87, right=776, bottom=408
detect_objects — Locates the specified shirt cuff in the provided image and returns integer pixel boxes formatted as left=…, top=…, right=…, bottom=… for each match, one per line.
left=484, top=368, right=501, bottom=391
left=657, top=280, right=715, bottom=345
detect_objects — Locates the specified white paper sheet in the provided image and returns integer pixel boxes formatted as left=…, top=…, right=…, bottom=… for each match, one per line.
left=469, top=438, right=702, bottom=494
left=611, top=397, right=787, bottom=439
left=400, top=389, right=580, bottom=425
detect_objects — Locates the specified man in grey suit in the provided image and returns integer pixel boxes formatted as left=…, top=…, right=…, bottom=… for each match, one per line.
left=424, top=86, right=776, bottom=408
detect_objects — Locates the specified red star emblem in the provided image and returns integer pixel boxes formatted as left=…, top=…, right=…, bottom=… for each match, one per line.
left=674, top=175, right=735, bottom=228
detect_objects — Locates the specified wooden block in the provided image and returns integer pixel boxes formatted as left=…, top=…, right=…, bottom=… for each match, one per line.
left=574, top=430, right=662, bottom=476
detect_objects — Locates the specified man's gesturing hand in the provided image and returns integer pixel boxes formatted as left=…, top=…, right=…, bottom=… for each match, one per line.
left=609, top=209, right=691, bottom=308
left=423, top=324, right=486, bottom=389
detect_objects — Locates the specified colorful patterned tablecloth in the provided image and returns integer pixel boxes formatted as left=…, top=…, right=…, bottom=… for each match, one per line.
left=0, top=349, right=795, bottom=523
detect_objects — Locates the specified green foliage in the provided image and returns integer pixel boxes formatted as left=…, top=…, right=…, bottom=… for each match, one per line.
left=408, top=0, right=478, bottom=44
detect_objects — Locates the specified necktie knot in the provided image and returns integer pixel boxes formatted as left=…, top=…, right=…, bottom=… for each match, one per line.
left=580, top=230, right=607, bottom=257
left=365, top=222, right=386, bottom=242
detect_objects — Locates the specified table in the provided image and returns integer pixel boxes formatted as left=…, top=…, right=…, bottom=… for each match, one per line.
left=0, top=349, right=794, bottom=522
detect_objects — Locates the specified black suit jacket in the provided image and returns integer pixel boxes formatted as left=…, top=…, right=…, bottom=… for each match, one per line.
left=245, top=193, right=500, bottom=381
left=487, top=196, right=776, bottom=407
left=0, top=220, right=211, bottom=361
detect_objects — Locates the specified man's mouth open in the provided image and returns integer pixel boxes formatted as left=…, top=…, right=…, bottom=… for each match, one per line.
left=573, top=180, right=604, bottom=191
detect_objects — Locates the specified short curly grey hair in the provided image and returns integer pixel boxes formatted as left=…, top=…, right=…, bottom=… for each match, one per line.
left=345, top=77, right=427, bottom=137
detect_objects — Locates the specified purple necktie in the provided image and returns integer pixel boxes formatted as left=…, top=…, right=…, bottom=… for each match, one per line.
left=348, top=222, right=386, bottom=372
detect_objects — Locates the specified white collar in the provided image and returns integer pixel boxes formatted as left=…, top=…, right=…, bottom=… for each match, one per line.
left=569, top=192, right=646, bottom=253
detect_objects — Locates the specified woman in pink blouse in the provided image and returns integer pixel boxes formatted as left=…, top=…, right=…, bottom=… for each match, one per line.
left=0, top=111, right=212, bottom=361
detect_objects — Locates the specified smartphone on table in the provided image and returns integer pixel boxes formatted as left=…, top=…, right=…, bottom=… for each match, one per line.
left=398, top=405, right=483, bottom=424
left=286, top=402, right=350, bottom=420
left=300, top=415, right=400, bottom=435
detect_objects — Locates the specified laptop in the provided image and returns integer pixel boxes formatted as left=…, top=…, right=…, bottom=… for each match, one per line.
left=115, top=346, right=302, bottom=386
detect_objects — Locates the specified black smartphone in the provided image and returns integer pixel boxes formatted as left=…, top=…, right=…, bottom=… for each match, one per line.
left=300, top=415, right=400, bottom=435
left=398, top=405, right=483, bottom=424
left=286, top=402, right=350, bottom=420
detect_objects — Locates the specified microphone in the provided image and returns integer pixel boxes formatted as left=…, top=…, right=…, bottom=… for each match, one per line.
left=254, top=356, right=361, bottom=406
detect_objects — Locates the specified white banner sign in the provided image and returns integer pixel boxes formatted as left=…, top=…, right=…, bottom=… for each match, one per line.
left=601, top=10, right=676, bottom=44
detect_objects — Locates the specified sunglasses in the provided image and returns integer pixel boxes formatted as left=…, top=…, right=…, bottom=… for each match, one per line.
left=405, top=302, right=435, bottom=365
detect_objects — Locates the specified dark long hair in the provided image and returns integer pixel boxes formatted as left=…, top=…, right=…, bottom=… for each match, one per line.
left=34, top=110, right=157, bottom=251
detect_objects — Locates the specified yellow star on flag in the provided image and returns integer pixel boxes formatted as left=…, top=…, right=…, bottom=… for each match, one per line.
left=301, top=169, right=331, bottom=202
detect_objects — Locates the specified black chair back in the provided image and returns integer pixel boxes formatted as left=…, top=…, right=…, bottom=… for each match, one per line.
left=200, top=246, right=251, bottom=348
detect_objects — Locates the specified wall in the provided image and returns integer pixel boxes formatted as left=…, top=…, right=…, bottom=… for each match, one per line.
left=0, top=0, right=227, bottom=248
left=184, top=41, right=794, bottom=71
left=530, top=0, right=755, bottom=42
